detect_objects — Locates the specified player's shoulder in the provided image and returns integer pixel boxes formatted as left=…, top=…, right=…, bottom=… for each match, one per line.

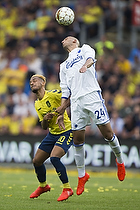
left=82, top=44, right=94, bottom=50
left=60, top=60, right=66, bottom=68
left=46, top=89, right=62, bottom=96
left=82, top=44, right=95, bottom=56
left=34, top=98, right=40, bottom=109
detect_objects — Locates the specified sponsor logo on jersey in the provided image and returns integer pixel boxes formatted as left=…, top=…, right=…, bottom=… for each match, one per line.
left=66, top=55, right=83, bottom=69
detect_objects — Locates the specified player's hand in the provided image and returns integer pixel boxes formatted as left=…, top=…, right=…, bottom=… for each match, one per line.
left=56, top=115, right=65, bottom=130
left=79, top=66, right=87, bottom=73
left=55, top=106, right=65, bottom=115
left=44, top=113, right=54, bottom=121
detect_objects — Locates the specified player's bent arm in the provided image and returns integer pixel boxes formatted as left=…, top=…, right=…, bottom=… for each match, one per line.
left=41, top=119, right=49, bottom=130
left=55, top=97, right=70, bottom=115
left=79, top=58, right=94, bottom=73
left=56, top=114, right=65, bottom=130
left=41, top=113, right=54, bottom=130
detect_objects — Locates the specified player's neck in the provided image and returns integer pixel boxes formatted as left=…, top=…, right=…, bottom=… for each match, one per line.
left=67, top=45, right=78, bottom=53
left=36, top=89, right=45, bottom=100
left=69, top=46, right=78, bottom=53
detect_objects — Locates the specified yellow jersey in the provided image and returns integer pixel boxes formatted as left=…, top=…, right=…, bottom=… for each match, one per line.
left=35, top=89, right=71, bottom=135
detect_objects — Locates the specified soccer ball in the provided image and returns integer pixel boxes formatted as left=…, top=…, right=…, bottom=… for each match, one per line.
left=55, top=7, right=75, bottom=26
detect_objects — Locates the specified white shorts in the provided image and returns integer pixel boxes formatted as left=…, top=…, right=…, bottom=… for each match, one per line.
left=71, top=91, right=110, bottom=130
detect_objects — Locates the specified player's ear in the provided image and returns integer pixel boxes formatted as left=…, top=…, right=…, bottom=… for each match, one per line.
left=42, top=80, right=46, bottom=87
left=73, top=38, right=77, bottom=43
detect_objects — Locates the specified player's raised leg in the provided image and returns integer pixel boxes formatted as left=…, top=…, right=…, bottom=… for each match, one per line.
left=98, top=123, right=126, bottom=181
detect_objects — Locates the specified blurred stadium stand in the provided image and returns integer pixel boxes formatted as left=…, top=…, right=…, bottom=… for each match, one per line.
left=0, top=0, right=140, bottom=142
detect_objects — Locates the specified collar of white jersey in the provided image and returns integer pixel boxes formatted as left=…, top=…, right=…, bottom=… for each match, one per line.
left=69, top=47, right=80, bottom=55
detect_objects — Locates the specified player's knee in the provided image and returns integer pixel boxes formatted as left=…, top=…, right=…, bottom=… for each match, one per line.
left=104, top=132, right=114, bottom=140
left=33, top=157, right=42, bottom=166
left=50, top=157, right=59, bottom=166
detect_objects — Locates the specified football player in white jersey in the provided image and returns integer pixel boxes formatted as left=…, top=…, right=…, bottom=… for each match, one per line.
left=56, top=36, right=126, bottom=196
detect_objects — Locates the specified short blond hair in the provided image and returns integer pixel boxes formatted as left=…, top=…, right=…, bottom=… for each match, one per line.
left=31, top=74, right=46, bottom=84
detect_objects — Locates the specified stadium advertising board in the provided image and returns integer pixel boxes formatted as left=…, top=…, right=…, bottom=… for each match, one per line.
left=0, top=135, right=140, bottom=169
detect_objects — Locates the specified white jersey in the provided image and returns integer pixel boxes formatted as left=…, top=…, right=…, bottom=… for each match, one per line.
left=60, top=44, right=101, bottom=102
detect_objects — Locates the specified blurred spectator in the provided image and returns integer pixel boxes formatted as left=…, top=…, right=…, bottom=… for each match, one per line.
left=36, top=0, right=52, bottom=17
left=131, top=84, right=140, bottom=106
left=13, top=98, right=29, bottom=118
left=23, top=47, right=43, bottom=94
left=95, top=35, right=115, bottom=57
left=12, top=87, right=28, bottom=105
left=123, top=1, right=132, bottom=31
left=43, top=20, right=58, bottom=43
left=105, top=74, right=120, bottom=94
left=110, top=109, right=124, bottom=137
left=100, top=0, right=117, bottom=30
left=46, top=75, right=60, bottom=90
left=102, top=90, right=114, bottom=115
left=27, top=92, right=38, bottom=117
left=131, top=55, right=140, bottom=72
left=82, top=0, right=103, bottom=38
left=5, top=93, right=15, bottom=115
left=0, top=66, right=26, bottom=94
left=8, top=114, right=22, bottom=135
left=132, top=104, right=140, bottom=140
left=8, top=49, right=21, bottom=69
left=113, top=81, right=132, bottom=112
left=121, top=113, right=137, bottom=140
left=0, top=107, right=10, bottom=135
left=117, top=54, right=132, bottom=75
left=127, top=68, right=140, bottom=96
left=0, top=74, right=8, bottom=99
left=129, top=41, right=140, bottom=65
left=36, top=39, right=49, bottom=61
left=21, top=109, right=37, bottom=134
left=24, top=47, right=43, bottom=75
left=0, top=50, right=8, bottom=70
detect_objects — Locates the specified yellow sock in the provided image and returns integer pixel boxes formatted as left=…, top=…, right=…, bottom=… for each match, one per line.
left=63, top=182, right=70, bottom=189
left=40, top=181, right=47, bottom=187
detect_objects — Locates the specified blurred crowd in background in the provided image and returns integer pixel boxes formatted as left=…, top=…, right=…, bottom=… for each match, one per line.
left=0, top=0, right=140, bottom=140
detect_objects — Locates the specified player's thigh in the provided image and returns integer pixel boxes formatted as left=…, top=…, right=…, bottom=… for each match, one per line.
left=50, top=145, right=65, bottom=158
left=71, top=100, right=89, bottom=130
left=39, top=133, right=56, bottom=154
left=55, top=130, right=73, bottom=154
left=33, top=148, right=50, bottom=165
left=89, top=101, right=110, bottom=125
left=97, top=122, right=114, bottom=140
left=73, top=130, right=85, bottom=145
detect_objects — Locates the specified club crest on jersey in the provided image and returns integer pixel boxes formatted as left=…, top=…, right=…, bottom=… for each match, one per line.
left=46, top=100, right=51, bottom=107
left=74, top=124, right=78, bottom=128
left=66, top=55, right=83, bottom=69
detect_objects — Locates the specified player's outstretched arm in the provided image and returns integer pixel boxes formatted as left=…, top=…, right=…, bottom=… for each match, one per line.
left=79, top=58, right=94, bottom=73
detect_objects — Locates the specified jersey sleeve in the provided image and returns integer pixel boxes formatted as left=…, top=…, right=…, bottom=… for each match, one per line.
left=51, top=89, right=62, bottom=102
left=35, top=102, right=43, bottom=122
left=59, top=62, right=71, bottom=99
left=82, top=44, right=96, bottom=62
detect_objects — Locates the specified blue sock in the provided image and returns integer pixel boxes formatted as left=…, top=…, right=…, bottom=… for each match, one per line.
left=34, top=164, right=46, bottom=183
left=50, top=157, right=68, bottom=184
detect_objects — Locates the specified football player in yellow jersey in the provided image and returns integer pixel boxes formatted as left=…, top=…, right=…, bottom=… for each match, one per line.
left=29, top=74, right=73, bottom=201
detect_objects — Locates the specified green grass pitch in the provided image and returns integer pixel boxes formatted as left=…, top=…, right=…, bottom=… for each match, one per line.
left=0, top=167, right=140, bottom=210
